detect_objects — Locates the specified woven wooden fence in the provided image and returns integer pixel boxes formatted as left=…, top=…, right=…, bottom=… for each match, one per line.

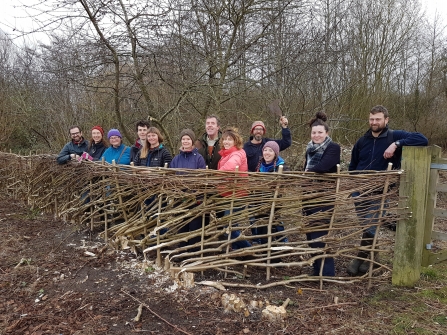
left=0, top=152, right=405, bottom=288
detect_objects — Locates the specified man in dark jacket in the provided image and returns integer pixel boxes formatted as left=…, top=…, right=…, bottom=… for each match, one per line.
left=243, top=116, right=291, bottom=172
left=196, top=115, right=222, bottom=170
left=57, top=126, right=89, bottom=164
left=347, top=105, right=428, bottom=276
left=130, top=120, right=150, bottom=163
left=349, top=106, right=428, bottom=171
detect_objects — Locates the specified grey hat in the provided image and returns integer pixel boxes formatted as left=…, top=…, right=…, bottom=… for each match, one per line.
left=179, top=129, right=196, bottom=142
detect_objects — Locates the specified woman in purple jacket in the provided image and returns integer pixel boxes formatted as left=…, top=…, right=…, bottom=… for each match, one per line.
left=170, top=129, right=206, bottom=170
left=170, top=129, right=207, bottom=255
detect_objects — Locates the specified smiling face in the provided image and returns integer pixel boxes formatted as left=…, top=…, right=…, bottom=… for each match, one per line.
left=147, top=132, right=160, bottom=148
left=109, top=136, right=121, bottom=148
left=70, top=127, right=82, bottom=142
left=137, top=126, right=148, bottom=141
left=369, top=112, right=388, bottom=135
left=91, top=129, right=103, bottom=143
left=181, top=135, right=193, bottom=151
left=222, top=136, right=235, bottom=150
left=205, top=117, right=219, bottom=140
left=311, top=125, right=328, bottom=144
left=252, top=126, right=265, bottom=142
left=263, top=146, right=276, bottom=164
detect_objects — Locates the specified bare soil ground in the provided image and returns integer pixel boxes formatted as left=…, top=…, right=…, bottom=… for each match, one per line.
left=1, top=196, right=446, bottom=335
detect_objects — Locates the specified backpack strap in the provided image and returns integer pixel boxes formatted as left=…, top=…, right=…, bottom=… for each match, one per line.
left=117, top=146, right=127, bottom=164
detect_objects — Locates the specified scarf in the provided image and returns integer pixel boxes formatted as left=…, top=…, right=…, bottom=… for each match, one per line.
left=305, top=136, right=332, bottom=171
left=134, top=139, right=142, bottom=149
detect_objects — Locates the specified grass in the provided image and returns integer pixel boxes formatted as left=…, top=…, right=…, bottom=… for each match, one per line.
left=363, top=263, right=447, bottom=334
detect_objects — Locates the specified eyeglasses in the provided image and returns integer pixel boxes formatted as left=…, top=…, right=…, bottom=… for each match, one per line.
left=253, top=127, right=264, bottom=132
left=70, top=132, right=80, bottom=136
left=109, top=136, right=120, bottom=140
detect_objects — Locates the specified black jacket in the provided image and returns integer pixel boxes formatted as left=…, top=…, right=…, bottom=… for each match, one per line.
left=133, top=144, right=172, bottom=168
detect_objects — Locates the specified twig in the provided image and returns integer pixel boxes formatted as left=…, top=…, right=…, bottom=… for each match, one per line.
left=134, top=303, right=143, bottom=322
left=299, top=302, right=357, bottom=311
left=121, top=289, right=192, bottom=335
left=72, top=260, right=90, bottom=279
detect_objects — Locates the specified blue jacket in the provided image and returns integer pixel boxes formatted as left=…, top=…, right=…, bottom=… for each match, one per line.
left=57, top=138, right=89, bottom=164
left=170, top=147, right=206, bottom=169
left=349, top=128, right=428, bottom=171
left=101, top=144, right=131, bottom=165
left=257, top=156, right=288, bottom=173
left=243, top=127, right=292, bottom=172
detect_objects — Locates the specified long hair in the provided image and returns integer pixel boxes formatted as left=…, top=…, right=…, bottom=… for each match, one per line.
left=88, top=137, right=109, bottom=151
left=88, top=127, right=109, bottom=151
left=140, top=127, right=163, bottom=158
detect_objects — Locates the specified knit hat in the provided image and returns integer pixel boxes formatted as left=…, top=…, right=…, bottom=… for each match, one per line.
left=263, top=141, right=279, bottom=158
left=92, top=125, right=104, bottom=136
left=251, top=121, right=266, bottom=134
left=107, top=129, right=122, bottom=139
left=180, top=129, right=196, bottom=142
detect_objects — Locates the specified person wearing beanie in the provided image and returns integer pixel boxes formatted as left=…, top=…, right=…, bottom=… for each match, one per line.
left=303, top=111, right=340, bottom=277
left=133, top=126, right=172, bottom=168
left=170, top=129, right=207, bottom=257
left=100, top=128, right=131, bottom=165
left=86, top=125, right=108, bottom=161
left=57, top=125, right=89, bottom=164
left=170, top=129, right=206, bottom=170
left=243, top=115, right=291, bottom=172
left=251, top=140, right=289, bottom=249
left=130, top=120, right=150, bottom=163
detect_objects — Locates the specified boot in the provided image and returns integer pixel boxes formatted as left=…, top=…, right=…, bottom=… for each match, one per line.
left=359, top=250, right=380, bottom=273
left=347, top=232, right=373, bottom=276
left=358, top=255, right=380, bottom=273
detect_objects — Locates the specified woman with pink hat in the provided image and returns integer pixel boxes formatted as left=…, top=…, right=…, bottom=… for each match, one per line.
left=250, top=141, right=289, bottom=250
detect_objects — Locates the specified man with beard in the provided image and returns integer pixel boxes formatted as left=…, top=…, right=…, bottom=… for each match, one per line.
left=347, top=105, right=428, bottom=276
left=57, top=125, right=89, bottom=164
left=243, top=116, right=291, bottom=172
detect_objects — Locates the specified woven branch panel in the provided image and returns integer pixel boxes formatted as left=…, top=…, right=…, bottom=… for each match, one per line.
left=0, top=152, right=405, bottom=286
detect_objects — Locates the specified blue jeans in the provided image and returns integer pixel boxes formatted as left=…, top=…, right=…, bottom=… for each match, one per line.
left=352, top=192, right=387, bottom=236
left=223, top=207, right=251, bottom=250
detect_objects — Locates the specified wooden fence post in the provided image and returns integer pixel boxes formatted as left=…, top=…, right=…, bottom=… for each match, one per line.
left=392, top=146, right=431, bottom=286
left=421, top=146, right=442, bottom=266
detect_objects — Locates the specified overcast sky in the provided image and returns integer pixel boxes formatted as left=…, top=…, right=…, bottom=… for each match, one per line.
left=0, top=0, right=446, bottom=43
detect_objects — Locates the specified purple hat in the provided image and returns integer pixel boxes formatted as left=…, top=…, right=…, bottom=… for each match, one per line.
left=107, top=129, right=122, bottom=139
left=263, top=141, right=279, bottom=158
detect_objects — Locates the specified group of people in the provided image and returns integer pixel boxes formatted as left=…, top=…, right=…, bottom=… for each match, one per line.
left=57, top=105, right=428, bottom=276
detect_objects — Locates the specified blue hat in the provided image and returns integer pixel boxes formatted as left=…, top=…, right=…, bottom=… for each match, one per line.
left=107, top=129, right=122, bottom=139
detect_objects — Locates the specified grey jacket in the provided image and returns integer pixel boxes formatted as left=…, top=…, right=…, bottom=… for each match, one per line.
left=57, top=139, right=89, bottom=164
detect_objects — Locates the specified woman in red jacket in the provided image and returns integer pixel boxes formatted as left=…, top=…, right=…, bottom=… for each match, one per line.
left=218, top=127, right=251, bottom=250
